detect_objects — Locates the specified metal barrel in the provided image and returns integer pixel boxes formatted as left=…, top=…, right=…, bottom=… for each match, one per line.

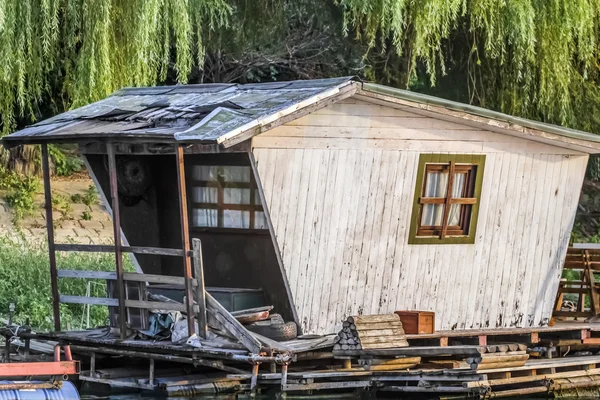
left=0, top=381, right=79, bottom=400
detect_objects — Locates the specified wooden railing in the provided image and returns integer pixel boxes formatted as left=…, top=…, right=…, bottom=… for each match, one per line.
left=553, top=246, right=600, bottom=319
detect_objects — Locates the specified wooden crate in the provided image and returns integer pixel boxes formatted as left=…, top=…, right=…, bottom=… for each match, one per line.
left=395, top=311, right=435, bottom=334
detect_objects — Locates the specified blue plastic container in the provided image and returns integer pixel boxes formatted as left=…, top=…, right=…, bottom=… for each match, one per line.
left=0, top=381, right=79, bottom=399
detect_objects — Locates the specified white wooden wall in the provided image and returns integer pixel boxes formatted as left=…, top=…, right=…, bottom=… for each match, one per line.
left=252, top=98, right=589, bottom=335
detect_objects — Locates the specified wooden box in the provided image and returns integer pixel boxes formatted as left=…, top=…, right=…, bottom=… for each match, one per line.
left=395, top=311, right=435, bottom=334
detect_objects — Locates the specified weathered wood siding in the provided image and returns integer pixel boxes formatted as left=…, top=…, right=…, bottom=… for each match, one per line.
left=252, top=99, right=588, bottom=334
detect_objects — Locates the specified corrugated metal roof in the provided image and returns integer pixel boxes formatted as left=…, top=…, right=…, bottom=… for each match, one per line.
left=2, top=77, right=357, bottom=146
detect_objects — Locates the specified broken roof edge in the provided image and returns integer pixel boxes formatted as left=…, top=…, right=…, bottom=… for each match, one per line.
left=360, top=83, right=600, bottom=154
left=178, top=79, right=361, bottom=147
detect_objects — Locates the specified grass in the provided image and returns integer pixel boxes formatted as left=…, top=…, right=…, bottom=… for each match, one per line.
left=0, top=237, right=133, bottom=331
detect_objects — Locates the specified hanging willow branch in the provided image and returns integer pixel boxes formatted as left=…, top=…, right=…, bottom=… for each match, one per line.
left=338, top=0, right=600, bottom=131
left=0, top=0, right=231, bottom=135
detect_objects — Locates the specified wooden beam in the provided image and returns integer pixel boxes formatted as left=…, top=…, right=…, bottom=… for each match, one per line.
left=192, top=239, right=208, bottom=339
left=107, top=143, right=127, bottom=339
left=60, top=295, right=190, bottom=313
left=41, top=144, right=61, bottom=332
left=206, top=293, right=262, bottom=354
left=176, top=146, right=196, bottom=337
left=56, top=270, right=197, bottom=286
left=54, top=244, right=186, bottom=257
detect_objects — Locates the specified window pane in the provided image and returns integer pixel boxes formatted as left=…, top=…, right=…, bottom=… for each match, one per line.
left=421, top=204, right=445, bottom=226
left=193, top=165, right=217, bottom=181
left=254, top=211, right=267, bottom=229
left=223, top=210, right=250, bottom=228
left=193, top=187, right=217, bottom=203
left=424, top=171, right=448, bottom=197
left=219, top=166, right=251, bottom=182
left=224, top=188, right=251, bottom=204
left=452, top=173, right=467, bottom=198
left=193, top=209, right=218, bottom=227
left=448, top=204, right=462, bottom=226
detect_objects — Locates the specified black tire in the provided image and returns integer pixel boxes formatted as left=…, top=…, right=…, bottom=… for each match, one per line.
left=246, top=320, right=298, bottom=341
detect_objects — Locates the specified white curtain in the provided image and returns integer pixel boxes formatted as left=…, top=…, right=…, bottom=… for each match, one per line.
left=192, top=166, right=218, bottom=227
left=420, top=171, right=466, bottom=227
left=421, top=171, right=448, bottom=226
left=448, top=173, right=466, bottom=226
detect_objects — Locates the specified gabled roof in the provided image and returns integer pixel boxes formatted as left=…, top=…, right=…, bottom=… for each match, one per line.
left=2, top=77, right=358, bottom=147
left=3, top=77, right=600, bottom=153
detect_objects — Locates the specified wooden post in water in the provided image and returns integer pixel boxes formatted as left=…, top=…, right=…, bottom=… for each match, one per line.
left=192, top=239, right=208, bottom=339
left=176, top=146, right=196, bottom=337
left=41, top=144, right=61, bottom=332
left=107, top=143, right=127, bottom=340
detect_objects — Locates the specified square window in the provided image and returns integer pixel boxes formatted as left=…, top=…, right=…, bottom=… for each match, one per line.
left=409, top=154, right=485, bottom=244
left=189, top=164, right=267, bottom=230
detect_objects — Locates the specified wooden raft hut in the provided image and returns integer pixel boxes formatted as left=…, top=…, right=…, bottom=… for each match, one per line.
left=4, top=77, right=600, bottom=396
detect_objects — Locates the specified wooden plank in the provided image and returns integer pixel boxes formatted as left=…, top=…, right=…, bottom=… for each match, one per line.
left=107, top=143, right=127, bottom=339
left=358, top=336, right=408, bottom=345
left=60, top=295, right=189, bottom=312
left=334, top=345, right=486, bottom=357
left=176, top=146, right=196, bottom=337
left=41, top=143, right=60, bottom=331
left=349, top=315, right=400, bottom=324
left=60, top=295, right=118, bottom=307
left=57, top=270, right=196, bottom=286
left=192, top=239, right=208, bottom=339
left=54, top=244, right=185, bottom=257
left=206, top=292, right=261, bottom=354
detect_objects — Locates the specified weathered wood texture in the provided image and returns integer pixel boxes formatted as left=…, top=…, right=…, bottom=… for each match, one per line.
left=253, top=97, right=588, bottom=334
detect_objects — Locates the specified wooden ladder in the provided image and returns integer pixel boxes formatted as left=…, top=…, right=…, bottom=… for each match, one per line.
left=553, top=248, right=600, bottom=320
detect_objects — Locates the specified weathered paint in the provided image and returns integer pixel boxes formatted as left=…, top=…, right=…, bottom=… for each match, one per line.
left=253, top=98, right=588, bottom=334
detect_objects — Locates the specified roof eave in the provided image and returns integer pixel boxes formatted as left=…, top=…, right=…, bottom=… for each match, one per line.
left=361, top=83, right=600, bottom=154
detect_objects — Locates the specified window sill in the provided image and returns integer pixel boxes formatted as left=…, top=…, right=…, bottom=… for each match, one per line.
left=408, top=235, right=476, bottom=245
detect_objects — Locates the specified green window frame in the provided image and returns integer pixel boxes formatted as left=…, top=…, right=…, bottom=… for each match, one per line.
left=408, top=154, right=486, bottom=245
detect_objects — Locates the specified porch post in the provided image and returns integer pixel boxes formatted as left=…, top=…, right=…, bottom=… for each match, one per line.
left=175, top=146, right=196, bottom=336
left=41, top=144, right=61, bottom=331
left=107, top=143, right=127, bottom=340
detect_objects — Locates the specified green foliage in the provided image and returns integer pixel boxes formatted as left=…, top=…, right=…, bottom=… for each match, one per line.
left=0, top=0, right=232, bottom=135
left=81, top=210, right=92, bottom=220
left=0, top=166, right=40, bottom=222
left=0, top=238, right=133, bottom=330
left=51, top=193, right=73, bottom=220
left=338, top=0, right=600, bottom=132
left=3, top=0, right=600, bottom=143
left=48, top=145, right=83, bottom=176
left=83, top=185, right=99, bottom=206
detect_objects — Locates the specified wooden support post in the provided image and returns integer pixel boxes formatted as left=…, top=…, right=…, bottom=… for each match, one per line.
left=192, top=239, right=208, bottom=339
left=281, top=363, right=288, bottom=390
left=250, top=363, right=260, bottom=392
left=90, top=353, right=96, bottom=376
left=149, top=358, right=155, bottom=386
left=41, top=144, right=61, bottom=332
left=176, top=146, right=195, bottom=337
left=342, top=359, right=352, bottom=369
left=107, top=143, right=127, bottom=340
left=440, top=337, right=449, bottom=347
left=478, top=336, right=487, bottom=346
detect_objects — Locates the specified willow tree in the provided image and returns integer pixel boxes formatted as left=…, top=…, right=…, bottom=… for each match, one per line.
left=339, top=0, right=600, bottom=134
left=2, top=0, right=600, bottom=137
left=0, top=0, right=231, bottom=135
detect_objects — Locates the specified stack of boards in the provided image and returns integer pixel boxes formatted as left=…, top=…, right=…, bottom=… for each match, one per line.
left=333, top=314, right=408, bottom=351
